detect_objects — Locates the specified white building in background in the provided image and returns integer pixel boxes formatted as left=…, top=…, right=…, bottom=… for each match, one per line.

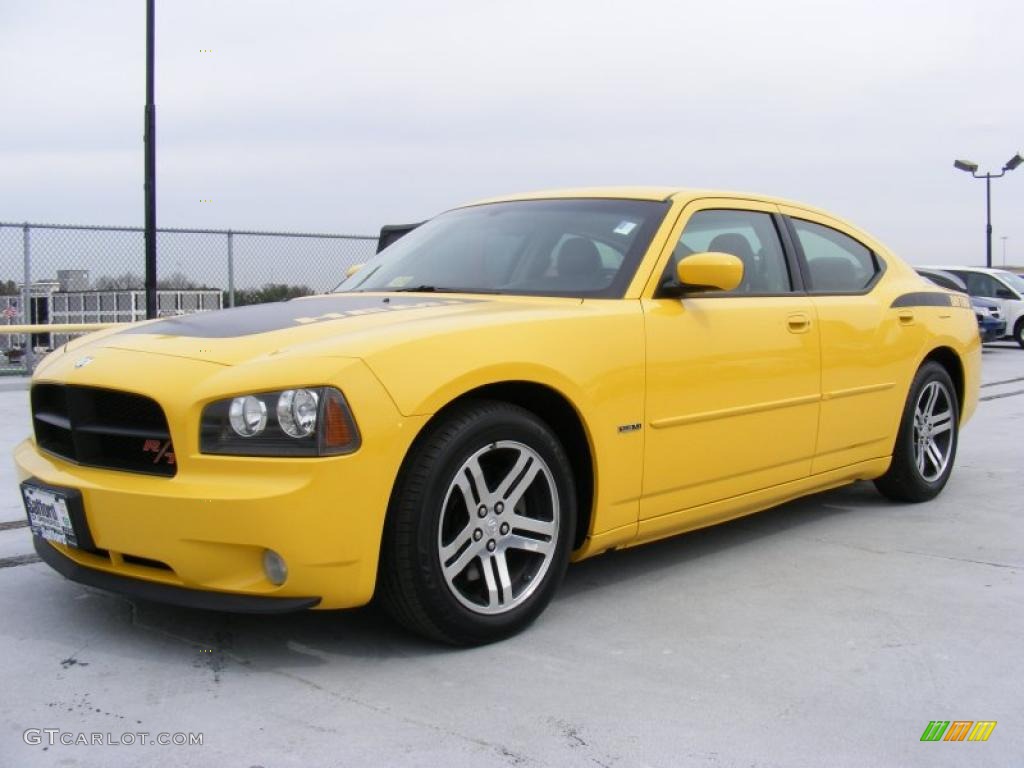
left=2, top=270, right=221, bottom=357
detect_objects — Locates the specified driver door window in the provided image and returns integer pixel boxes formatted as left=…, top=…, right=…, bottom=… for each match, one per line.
left=661, top=209, right=792, bottom=294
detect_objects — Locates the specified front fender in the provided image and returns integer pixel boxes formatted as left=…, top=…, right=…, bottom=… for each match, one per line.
left=360, top=307, right=648, bottom=539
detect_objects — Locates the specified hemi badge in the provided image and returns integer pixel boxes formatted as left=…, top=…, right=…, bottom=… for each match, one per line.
left=617, top=423, right=642, bottom=433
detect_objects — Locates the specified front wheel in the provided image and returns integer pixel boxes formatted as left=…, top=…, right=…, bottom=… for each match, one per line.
left=379, top=400, right=575, bottom=645
left=1014, top=318, right=1024, bottom=348
left=874, top=361, right=959, bottom=502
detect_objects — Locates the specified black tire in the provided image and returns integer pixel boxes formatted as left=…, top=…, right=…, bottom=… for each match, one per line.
left=1014, top=318, right=1024, bottom=348
left=874, top=361, right=959, bottom=503
left=378, top=399, right=576, bottom=645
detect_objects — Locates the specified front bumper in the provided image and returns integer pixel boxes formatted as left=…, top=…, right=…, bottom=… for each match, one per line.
left=17, top=354, right=429, bottom=611
left=979, top=320, right=1007, bottom=343
left=34, top=535, right=320, bottom=613
left=15, top=436, right=410, bottom=610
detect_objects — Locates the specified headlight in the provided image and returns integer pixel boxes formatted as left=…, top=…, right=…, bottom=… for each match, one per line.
left=200, top=387, right=360, bottom=456
left=229, top=395, right=268, bottom=437
left=277, top=388, right=319, bottom=438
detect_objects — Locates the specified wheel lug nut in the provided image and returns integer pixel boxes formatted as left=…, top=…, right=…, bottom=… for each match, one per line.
left=473, top=528, right=483, bottom=541
left=494, top=501, right=504, bottom=514
left=487, top=540, right=496, bottom=552
left=500, top=523, right=510, bottom=535
left=477, top=505, right=487, bottom=518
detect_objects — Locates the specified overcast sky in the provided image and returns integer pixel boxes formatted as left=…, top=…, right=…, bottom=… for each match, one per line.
left=2, top=0, right=1023, bottom=266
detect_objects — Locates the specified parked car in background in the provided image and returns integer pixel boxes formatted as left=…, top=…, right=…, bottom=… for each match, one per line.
left=376, top=222, right=422, bottom=253
left=921, top=266, right=1024, bottom=347
left=972, top=304, right=1009, bottom=343
left=915, top=268, right=1007, bottom=343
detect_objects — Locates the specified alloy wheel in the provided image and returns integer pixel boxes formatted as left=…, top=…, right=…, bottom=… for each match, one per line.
left=437, top=440, right=560, bottom=615
left=912, top=380, right=954, bottom=482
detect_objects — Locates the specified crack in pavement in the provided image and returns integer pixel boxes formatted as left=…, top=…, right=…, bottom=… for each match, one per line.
left=892, top=549, right=1020, bottom=570
left=0, top=553, right=40, bottom=568
left=774, top=535, right=1019, bottom=570
left=273, top=668, right=534, bottom=765
left=119, top=596, right=535, bottom=765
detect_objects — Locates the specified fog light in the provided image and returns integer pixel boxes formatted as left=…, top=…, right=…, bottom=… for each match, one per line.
left=262, top=549, right=287, bottom=586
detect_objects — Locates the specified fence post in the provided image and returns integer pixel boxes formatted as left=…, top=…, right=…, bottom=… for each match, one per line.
left=21, top=223, right=34, bottom=374
left=227, top=230, right=235, bottom=307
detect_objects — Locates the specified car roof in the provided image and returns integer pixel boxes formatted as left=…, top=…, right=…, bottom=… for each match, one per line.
left=914, top=267, right=968, bottom=289
left=919, top=265, right=1006, bottom=275
left=465, top=187, right=838, bottom=217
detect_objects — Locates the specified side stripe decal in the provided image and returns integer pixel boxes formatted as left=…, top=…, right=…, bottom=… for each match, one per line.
left=890, top=292, right=954, bottom=308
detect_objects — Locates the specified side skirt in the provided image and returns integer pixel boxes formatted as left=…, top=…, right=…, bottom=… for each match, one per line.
left=628, top=457, right=891, bottom=549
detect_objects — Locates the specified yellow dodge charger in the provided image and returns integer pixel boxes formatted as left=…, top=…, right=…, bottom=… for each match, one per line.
left=17, top=188, right=980, bottom=644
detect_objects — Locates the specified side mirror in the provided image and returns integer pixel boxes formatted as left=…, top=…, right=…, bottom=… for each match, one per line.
left=345, top=263, right=365, bottom=278
left=995, top=287, right=1014, bottom=300
left=674, top=251, right=744, bottom=293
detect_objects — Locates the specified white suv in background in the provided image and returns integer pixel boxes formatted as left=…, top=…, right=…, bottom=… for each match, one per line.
left=922, top=266, right=1024, bottom=347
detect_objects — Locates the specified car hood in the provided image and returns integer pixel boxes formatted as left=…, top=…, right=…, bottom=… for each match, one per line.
left=81, top=292, right=583, bottom=366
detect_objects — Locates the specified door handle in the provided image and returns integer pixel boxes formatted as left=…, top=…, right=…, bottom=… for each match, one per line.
left=787, top=313, right=811, bottom=333
left=898, top=310, right=915, bottom=325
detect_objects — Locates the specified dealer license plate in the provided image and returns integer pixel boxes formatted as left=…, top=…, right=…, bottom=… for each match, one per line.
left=22, top=483, right=80, bottom=547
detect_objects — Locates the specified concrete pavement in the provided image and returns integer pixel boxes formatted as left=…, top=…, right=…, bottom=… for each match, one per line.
left=0, top=344, right=1021, bottom=767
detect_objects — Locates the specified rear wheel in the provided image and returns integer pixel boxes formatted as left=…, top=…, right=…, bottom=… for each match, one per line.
left=379, top=400, right=575, bottom=645
left=874, top=361, right=959, bottom=502
left=1014, top=318, right=1024, bottom=348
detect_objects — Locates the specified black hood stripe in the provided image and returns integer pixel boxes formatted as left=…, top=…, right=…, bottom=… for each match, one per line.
left=121, top=295, right=480, bottom=338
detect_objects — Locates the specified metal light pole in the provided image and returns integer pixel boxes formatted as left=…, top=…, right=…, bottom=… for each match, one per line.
left=144, top=0, right=157, bottom=319
left=954, top=153, right=1023, bottom=268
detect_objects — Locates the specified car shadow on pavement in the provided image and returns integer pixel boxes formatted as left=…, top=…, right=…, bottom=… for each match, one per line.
left=32, top=480, right=888, bottom=666
left=558, top=480, right=883, bottom=601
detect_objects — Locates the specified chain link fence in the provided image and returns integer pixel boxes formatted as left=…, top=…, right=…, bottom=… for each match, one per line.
left=0, top=222, right=379, bottom=374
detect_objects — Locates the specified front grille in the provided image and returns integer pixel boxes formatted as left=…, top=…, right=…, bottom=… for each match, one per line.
left=31, top=384, right=176, bottom=477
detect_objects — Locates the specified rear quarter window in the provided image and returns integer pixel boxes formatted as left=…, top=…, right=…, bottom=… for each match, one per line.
left=792, top=219, right=879, bottom=293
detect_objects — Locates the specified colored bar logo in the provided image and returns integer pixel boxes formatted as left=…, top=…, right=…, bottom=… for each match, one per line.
left=921, top=721, right=996, bottom=742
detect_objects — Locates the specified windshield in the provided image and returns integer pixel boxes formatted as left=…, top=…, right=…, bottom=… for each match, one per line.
left=995, top=270, right=1024, bottom=295
left=339, top=198, right=669, bottom=298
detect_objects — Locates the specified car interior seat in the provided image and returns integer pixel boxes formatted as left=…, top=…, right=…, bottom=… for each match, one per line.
left=809, top=256, right=859, bottom=291
left=556, top=238, right=603, bottom=288
left=708, top=233, right=756, bottom=292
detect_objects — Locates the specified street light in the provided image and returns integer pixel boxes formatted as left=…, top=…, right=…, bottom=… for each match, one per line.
left=954, top=152, right=1022, bottom=268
